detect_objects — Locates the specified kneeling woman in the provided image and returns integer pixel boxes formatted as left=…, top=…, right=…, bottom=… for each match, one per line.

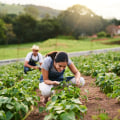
left=39, top=51, right=85, bottom=103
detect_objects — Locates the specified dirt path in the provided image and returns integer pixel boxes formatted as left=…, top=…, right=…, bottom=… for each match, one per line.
left=25, top=76, right=120, bottom=120
left=81, top=76, right=120, bottom=120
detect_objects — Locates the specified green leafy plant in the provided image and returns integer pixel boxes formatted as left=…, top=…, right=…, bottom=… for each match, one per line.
left=92, top=113, right=110, bottom=120
left=44, top=81, right=87, bottom=120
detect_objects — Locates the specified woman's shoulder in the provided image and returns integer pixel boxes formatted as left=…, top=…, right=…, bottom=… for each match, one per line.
left=44, top=56, right=52, bottom=62
left=42, top=56, right=52, bottom=70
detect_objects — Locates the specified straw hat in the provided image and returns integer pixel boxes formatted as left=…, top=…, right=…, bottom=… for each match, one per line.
left=31, top=45, right=39, bottom=50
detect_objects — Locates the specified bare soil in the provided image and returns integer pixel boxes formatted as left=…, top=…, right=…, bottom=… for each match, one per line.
left=25, top=76, right=120, bottom=120
left=91, top=38, right=108, bottom=42
left=91, top=36, right=120, bottom=45
left=103, top=40, right=120, bottom=45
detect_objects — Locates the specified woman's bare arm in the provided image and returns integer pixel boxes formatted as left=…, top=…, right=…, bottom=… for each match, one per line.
left=42, top=68, right=60, bottom=85
left=68, top=63, right=81, bottom=84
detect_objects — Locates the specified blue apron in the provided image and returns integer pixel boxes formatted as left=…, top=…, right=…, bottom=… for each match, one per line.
left=24, top=53, right=39, bottom=73
left=40, top=60, right=73, bottom=82
left=28, top=53, right=39, bottom=66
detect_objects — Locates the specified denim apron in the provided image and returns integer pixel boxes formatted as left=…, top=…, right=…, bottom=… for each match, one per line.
left=24, top=53, right=39, bottom=73
left=40, top=60, right=74, bottom=82
left=28, top=53, right=39, bottom=66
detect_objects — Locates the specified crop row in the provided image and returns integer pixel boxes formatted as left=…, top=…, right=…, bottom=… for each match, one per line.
left=0, top=63, right=24, bottom=90
left=0, top=63, right=41, bottom=120
left=72, top=51, right=120, bottom=100
left=1, top=51, right=120, bottom=120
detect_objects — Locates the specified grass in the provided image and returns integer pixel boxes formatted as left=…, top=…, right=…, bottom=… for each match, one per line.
left=0, top=37, right=120, bottom=60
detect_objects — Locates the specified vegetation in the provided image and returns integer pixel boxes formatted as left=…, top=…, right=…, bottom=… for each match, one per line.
left=1, top=51, right=120, bottom=120
left=92, top=110, right=120, bottom=120
left=0, top=37, right=120, bottom=60
left=0, top=62, right=41, bottom=120
left=72, top=51, right=120, bottom=100
left=44, top=81, right=87, bottom=120
left=97, top=31, right=107, bottom=38
left=0, top=3, right=60, bottom=18
left=0, top=61, right=87, bottom=120
left=0, top=3, right=120, bottom=45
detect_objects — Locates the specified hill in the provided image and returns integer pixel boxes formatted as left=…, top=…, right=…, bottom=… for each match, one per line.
left=0, top=2, right=61, bottom=18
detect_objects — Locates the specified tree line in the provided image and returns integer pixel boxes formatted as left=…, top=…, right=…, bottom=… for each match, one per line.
left=0, top=4, right=120, bottom=44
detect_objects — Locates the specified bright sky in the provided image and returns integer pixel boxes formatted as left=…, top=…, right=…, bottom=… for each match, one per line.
left=0, top=0, right=120, bottom=20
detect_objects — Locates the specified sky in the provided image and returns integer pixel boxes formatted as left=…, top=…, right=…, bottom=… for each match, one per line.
left=0, top=0, right=120, bottom=20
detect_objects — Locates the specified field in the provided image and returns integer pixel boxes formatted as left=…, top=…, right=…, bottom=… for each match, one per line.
left=0, top=37, right=120, bottom=60
left=0, top=51, right=120, bottom=120
left=26, top=76, right=120, bottom=120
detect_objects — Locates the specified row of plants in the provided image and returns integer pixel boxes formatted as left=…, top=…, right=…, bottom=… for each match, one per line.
left=0, top=61, right=89, bottom=120
left=44, top=81, right=87, bottom=120
left=42, top=52, right=120, bottom=120
left=1, top=51, right=120, bottom=120
left=0, top=63, right=24, bottom=90
left=0, top=63, right=41, bottom=120
left=72, top=51, right=120, bottom=101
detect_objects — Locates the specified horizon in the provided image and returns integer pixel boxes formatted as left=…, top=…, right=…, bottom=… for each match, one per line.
left=0, top=0, right=120, bottom=20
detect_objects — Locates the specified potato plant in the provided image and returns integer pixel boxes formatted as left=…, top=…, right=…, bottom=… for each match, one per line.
left=0, top=63, right=41, bottom=120
left=44, top=81, right=87, bottom=120
left=71, top=52, right=120, bottom=100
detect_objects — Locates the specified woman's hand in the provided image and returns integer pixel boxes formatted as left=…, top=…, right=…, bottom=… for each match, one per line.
left=52, top=81, right=60, bottom=85
left=76, top=78, right=80, bottom=85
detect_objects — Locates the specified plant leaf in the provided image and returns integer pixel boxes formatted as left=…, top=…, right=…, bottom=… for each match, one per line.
left=60, top=111, right=76, bottom=120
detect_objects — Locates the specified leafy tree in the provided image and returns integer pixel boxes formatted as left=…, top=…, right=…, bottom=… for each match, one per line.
left=1, top=14, right=17, bottom=24
left=58, top=4, right=106, bottom=39
left=35, top=18, right=61, bottom=41
left=0, top=19, right=6, bottom=44
left=106, top=24, right=117, bottom=37
left=109, top=18, right=120, bottom=26
left=13, top=14, right=37, bottom=43
left=4, top=24, right=16, bottom=44
left=24, top=5, right=39, bottom=19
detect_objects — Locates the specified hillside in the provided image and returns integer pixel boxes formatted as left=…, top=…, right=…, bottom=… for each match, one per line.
left=0, top=2, right=61, bottom=18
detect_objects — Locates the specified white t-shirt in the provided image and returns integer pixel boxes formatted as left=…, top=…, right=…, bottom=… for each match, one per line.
left=25, top=52, right=43, bottom=63
left=42, top=56, right=72, bottom=71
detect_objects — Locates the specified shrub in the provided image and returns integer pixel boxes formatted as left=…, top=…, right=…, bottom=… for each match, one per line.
left=97, top=31, right=106, bottom=38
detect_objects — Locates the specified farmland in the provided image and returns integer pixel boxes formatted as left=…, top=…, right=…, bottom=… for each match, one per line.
left=1, top=37, right=120, bottom=60
left=0, top=51, right=120, bottom=120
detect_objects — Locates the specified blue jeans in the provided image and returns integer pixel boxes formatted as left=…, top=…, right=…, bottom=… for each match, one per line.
left=24, top=66, right=31, bottom=74
left=39, top=75, right=74, bottom=83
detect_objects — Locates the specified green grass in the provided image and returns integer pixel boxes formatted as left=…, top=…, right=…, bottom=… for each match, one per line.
left=0, top=37, right=120, bottom=60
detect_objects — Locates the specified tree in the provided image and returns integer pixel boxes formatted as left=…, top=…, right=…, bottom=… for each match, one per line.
left=35, top=17, right=61, bottom=41
left=58, top=4, right=106, bottom=39
left=1, top=14, right=17, bottom=24
left=4, top=24, right=16, bottom=44
left=0, top=19, right=6, bottom=44
left=106, top=24, right=117, bottom=37
left=24, top=5, right=39, bottom=19
left=13, top=14, right=37, bottom=43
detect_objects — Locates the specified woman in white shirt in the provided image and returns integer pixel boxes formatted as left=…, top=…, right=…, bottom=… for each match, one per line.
left=24, top=45, right=43, bottom=74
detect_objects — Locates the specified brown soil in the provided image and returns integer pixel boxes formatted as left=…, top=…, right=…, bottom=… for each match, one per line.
left=103, top=40, right=120, bottom=45
left=91, top=36, right=120, bottom=45
left=91, top=38, right=108, bottom=42
left=25, top=76, right=120, bottom=120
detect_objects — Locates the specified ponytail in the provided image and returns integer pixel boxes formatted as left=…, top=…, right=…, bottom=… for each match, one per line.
left=45, top=51, right=58, bottom=60
left=46, top=51, right=68, bottom=63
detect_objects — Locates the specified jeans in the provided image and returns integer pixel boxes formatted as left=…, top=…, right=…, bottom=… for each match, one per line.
left=39, top=75, right=74, bottom=83
left=24, top=66, right=31, bottom=74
